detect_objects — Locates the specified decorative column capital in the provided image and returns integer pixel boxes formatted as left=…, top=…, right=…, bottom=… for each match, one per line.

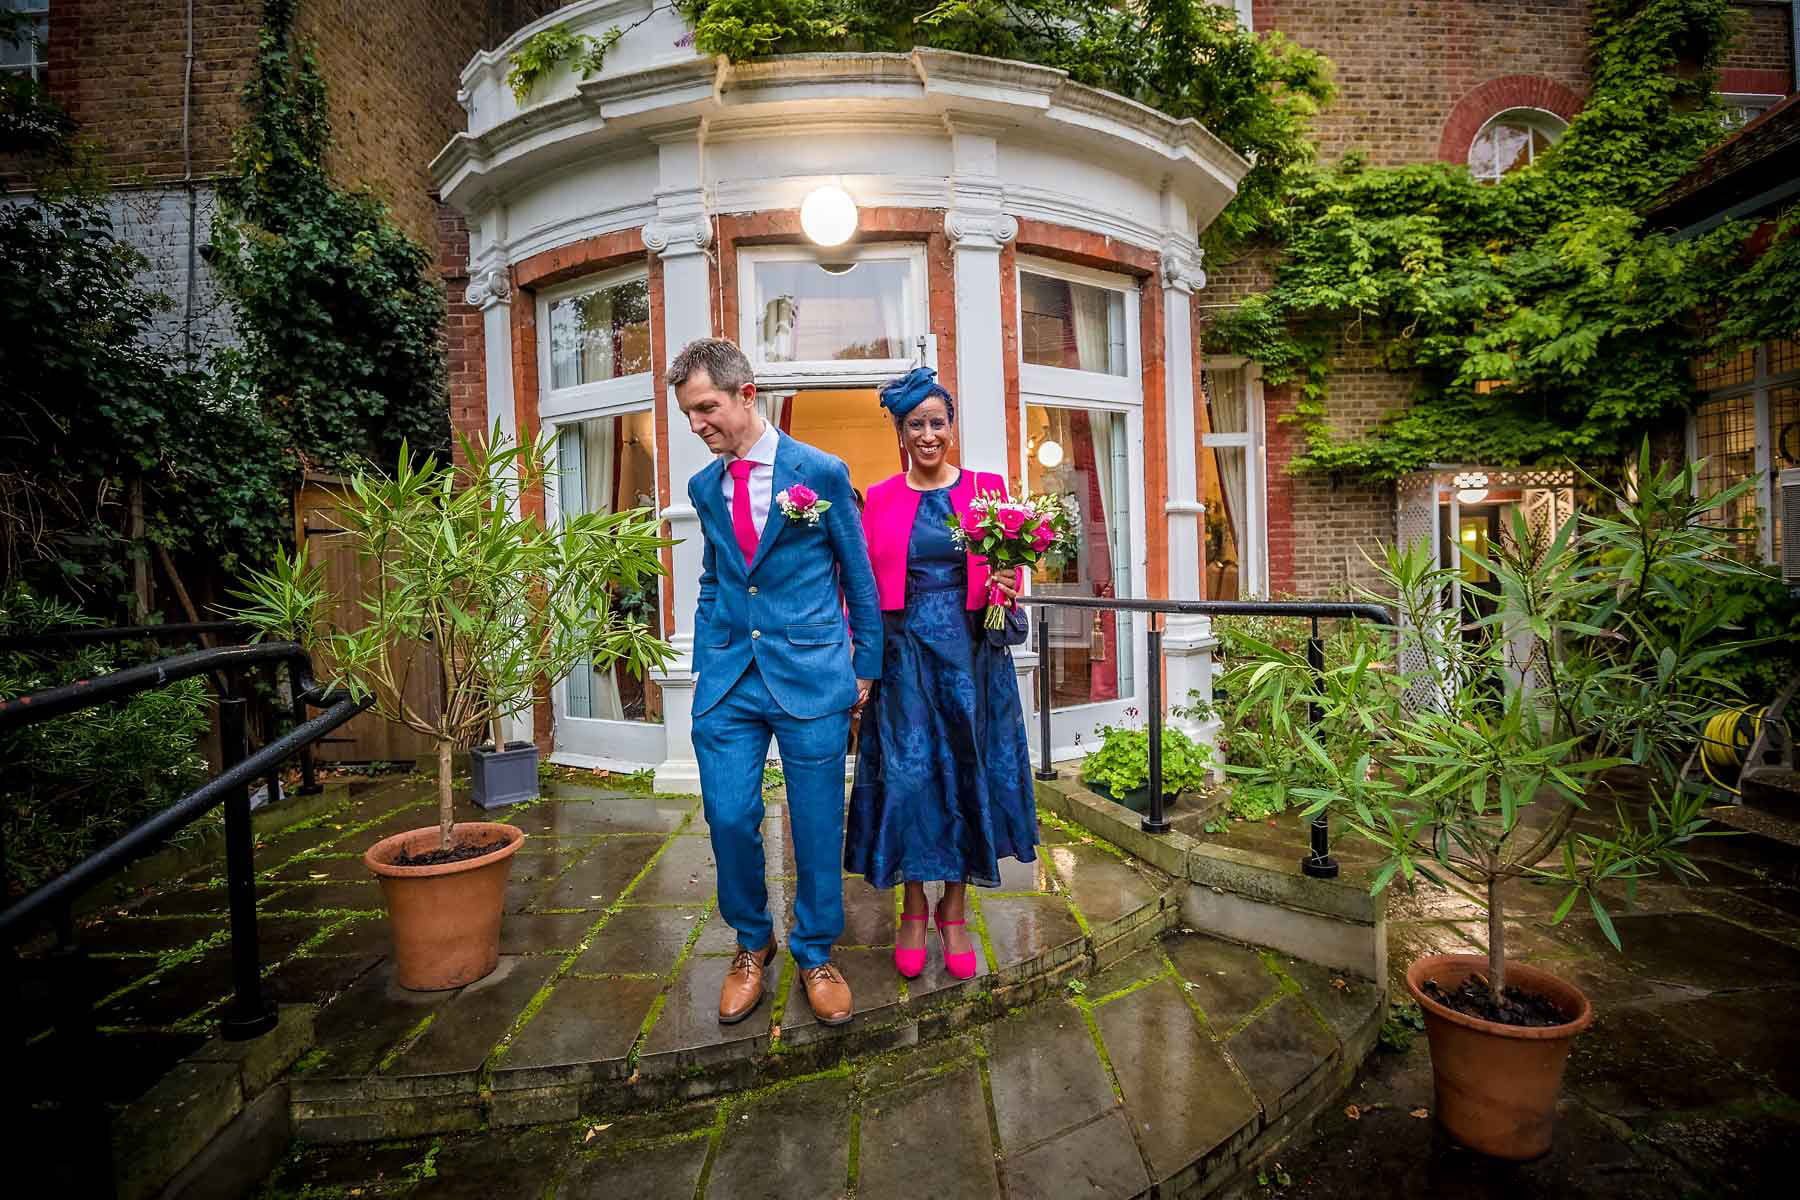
left=643, top=216, right=713, bottom=258
left=464, top=265, right=512, bottom=310
left=1160, top=243, right=1206, bottom=294
left=944, top=208, right=1018, bottom=250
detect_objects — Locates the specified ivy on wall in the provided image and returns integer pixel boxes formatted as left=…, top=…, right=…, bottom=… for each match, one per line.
left=1207, top=0, right=1800, bottom=479
left=211, top=0, right=449, bottom=474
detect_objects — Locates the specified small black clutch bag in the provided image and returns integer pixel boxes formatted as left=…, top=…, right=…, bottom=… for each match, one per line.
left=984, top=603, right=1030, bottom=648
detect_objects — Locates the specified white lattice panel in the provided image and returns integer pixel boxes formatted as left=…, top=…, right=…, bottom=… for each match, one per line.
left=1395, top=474, right=1444, bottom=712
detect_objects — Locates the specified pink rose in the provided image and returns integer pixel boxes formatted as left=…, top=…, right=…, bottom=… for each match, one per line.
left=786, top=483, right=818, bottom=508
left=1030, top=522, right=1056, bottom=552
left=996, top=507, right=1028, bottom=537
left=960, top=509, right=986, bottom=537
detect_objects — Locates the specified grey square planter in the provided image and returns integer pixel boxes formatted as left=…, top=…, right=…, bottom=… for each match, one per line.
left=470, top=741, right=540, bottom=810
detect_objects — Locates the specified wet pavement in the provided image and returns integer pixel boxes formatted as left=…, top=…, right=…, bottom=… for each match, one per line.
left=255, top=929, right=1377, bottom=1199
left=1214, top=808, right=1800, bottom=1200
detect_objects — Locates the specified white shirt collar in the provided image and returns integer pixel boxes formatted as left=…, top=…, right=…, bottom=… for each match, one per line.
left=730, top=419, right=779, bottom=467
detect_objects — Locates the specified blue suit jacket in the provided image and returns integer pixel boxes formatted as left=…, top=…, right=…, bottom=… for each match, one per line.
left=687, top=434, right=882, bottom=719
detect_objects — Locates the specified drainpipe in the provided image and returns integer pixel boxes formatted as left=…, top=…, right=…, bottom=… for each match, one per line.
left=181, top=0, right=196, bottom=362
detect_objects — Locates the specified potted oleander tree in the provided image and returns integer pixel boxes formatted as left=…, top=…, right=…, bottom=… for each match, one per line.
left=1222, top=445, right=1759, bottom=1158
left=235, top=427, right=672, bottom=989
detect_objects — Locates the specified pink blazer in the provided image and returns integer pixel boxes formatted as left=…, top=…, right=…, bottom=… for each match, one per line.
left=863, top=470, right=1021, bottom=612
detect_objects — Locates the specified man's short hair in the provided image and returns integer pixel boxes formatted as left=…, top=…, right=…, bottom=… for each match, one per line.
left=668, top=338, right=754, bottom=396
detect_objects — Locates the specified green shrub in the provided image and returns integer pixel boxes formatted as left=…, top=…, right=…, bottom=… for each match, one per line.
left=1080, top=719, right=1212, bottom=799
left=0, top=587, right=210, bottom=896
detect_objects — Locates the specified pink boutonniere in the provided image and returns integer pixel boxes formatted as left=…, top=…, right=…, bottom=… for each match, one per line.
left=776, top=484, right=831, bottom=527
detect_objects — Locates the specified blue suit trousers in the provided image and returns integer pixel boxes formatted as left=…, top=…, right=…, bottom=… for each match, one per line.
left=694, top=663, right=850, bottom=968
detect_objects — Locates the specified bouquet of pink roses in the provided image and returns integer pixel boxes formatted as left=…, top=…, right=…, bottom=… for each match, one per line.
left=946, top=490, right=1078, bottom=629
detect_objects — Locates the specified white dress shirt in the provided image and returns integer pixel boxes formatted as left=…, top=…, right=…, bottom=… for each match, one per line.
left=721, top=420, right=780, bottom=537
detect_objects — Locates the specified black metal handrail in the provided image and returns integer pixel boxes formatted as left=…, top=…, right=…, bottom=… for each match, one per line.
left=1020, top=595, right=1394, bottom=878
left=1, top=638, right=370, bottom=1197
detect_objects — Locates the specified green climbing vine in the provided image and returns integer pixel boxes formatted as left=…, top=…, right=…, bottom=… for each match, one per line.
left=507, top=22, right=624, bottom=103
left=211, top=0, right=449, bottom=474
left=1206, top=0, right=1800, bottom=479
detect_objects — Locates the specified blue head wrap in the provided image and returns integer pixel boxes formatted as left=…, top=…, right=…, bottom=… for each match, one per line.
left=879, top=367, right=955, bottom=423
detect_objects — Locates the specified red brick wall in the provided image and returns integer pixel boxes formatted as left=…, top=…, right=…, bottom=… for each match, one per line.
left=1722, top=3, right=1795, bottom=86
left=45, top=0, right=260, bottom=183
left=440, top=205, right=483, bottom=465
left=1252, top=0, right=1594, bottom=167
left=296, top=0, right=490, bottom=250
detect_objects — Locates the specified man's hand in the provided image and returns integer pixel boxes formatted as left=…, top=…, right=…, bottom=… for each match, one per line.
left=853, top=677, right=875, bottom=714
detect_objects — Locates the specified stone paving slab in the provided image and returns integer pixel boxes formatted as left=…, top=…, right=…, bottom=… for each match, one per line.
left=254, top=926, right=1380, bottom=1199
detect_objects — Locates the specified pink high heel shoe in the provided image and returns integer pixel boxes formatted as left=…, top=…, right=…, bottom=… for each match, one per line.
left=935, top=903, right=979, bottom=981
left=894, top=911, right=929, bottom=978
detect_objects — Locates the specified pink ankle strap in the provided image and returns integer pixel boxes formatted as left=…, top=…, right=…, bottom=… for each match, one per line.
left=900, top=912, right=929, bottom=922
left=937, top=918, right=966, bottom=927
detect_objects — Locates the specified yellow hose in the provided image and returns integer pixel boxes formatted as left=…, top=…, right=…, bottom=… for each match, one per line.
left=1700, top=706, right=1768, bottom=797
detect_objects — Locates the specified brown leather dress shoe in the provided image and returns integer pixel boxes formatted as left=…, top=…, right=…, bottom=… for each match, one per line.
left=718, top=941, right=777, bottom=1024
left=801, top=961, right=853, bottom=1026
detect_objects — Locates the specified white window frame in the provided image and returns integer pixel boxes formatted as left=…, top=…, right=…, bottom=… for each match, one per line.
left=1468, top=108, right=1567, bottom=183
left=1, top=1, right=48, bottom=83
left=1016, top=256, right=1144, bottom=408
left=1687, top=341, right=1800, bottom=564
left=1720, top=92, right=1783, bottom=130
left=540, top=402, right=667, bottom=771
left=536, top=264, right=655, bottom=423
left=1013, top=256, right=1148, bottom=760
left=737, top=244, right=930, bottom=389
left=1201, top=356, right=1269, bottom=599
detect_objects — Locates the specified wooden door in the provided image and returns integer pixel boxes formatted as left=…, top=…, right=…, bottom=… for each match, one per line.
left=294, top=476, right=443, bottom=764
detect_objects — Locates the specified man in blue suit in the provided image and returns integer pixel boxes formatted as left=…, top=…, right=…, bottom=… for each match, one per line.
left=671, top=338, right=881, bottom=1027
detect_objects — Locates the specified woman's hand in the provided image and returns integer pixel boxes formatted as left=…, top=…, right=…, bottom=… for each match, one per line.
left=991, top=570, right=1021, bottom=604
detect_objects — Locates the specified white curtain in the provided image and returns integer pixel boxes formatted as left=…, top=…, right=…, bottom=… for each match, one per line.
left=583, top=417, right=625, bottom=720
left=579, top=290, right=618, bottom=383
left=1208, top=367, right=1249, bottom=598
left=762, top=391, right=790, bottom=432
left=1070, top=283, right=1111, bottom=374
left=876, top=267, right=906, bottom=359
left=760, top=294, right=797, bottom=362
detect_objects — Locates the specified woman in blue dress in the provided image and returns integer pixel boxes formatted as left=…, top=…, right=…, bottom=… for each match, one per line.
left=846, top=368, right=1038, bottom=980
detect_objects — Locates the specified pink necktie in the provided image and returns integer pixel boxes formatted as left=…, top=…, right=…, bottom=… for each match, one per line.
left=728, top=458, right=758, bottom=567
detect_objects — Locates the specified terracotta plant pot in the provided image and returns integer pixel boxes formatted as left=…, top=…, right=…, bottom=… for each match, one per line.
left=1406, top=953, right=1594, bottom=1160
left=364, top=822, right=526, bottom=991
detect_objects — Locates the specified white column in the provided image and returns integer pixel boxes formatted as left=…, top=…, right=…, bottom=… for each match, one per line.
left=1158, top=239, right=1221, bottom=749
left=944, top=126, right=1015, bottom=476
left=647, top=127, right=713, bottom=795
left=944, top=126, right=1040, bottom=750
left=466, top=261, right=534, bottom=748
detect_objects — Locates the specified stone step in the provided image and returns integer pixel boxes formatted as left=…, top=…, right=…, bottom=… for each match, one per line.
left=259, top=929, right=1383, bottom=1200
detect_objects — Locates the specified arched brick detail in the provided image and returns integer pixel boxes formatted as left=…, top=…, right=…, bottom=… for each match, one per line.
left=1438, top=75, right=1585, bottom=164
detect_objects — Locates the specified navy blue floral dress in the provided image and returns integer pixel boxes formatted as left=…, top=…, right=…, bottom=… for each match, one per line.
left=846, top=483, right=1038, bottom=888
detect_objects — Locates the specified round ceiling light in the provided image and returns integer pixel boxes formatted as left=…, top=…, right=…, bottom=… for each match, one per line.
left=800, top=185, right=858, bottom=248
left=1036, top=439, right=1065, bottom=469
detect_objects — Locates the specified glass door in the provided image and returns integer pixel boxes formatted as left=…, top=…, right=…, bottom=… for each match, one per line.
left=548, top=408, right=666, bottom=769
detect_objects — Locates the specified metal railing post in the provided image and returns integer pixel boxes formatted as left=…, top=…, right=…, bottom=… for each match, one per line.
left=1035, top=612, right=1056, bottom=781
left=51, top=905, right=116, bottom=1195
left=218, top=693, right=277, bottom=1040
left=1300, top=617, right=1340, bottom=879
left=291, top=663, right=322, bottom=796
left=1143, top=616, right=1170, bottom=834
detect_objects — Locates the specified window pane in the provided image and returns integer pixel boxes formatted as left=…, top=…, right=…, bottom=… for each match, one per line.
left=1691, top=345, right=1755, bottom=391
left=1204, top=446, right=1248, bottom=600
left=1020, top=272, right=1127, bottom=376
left=1692, top=395, right=1758, bottom=553
left=1772, top=383, right=1800, bottom=554
left=548, top=277, right=651, bottom=390
left=1768, top=335, right=1800, bottom=377
left=1204, top=365, right=1248, bottom=434
left=753, top=258, right=911, bottom=363
left=1491, top=124, right=1533, bottom=176
left=772, top=388, right=892, bottom=495
left=561, top=411, right=663, bottom=722
left=1026, top=404, right=1134, bottom=708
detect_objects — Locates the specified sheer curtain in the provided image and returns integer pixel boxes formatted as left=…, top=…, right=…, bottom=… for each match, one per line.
left=1209, top=367, right=1249, bottom=594
left=579, top=290, right=618, bottom=382
left=1071, top=284, right=1111, bottom=374
left=876, top=268, right=906, bottom=360
left=760, top=295, right=797, bottom=362
left=583, top=418, right=625, bottom=720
